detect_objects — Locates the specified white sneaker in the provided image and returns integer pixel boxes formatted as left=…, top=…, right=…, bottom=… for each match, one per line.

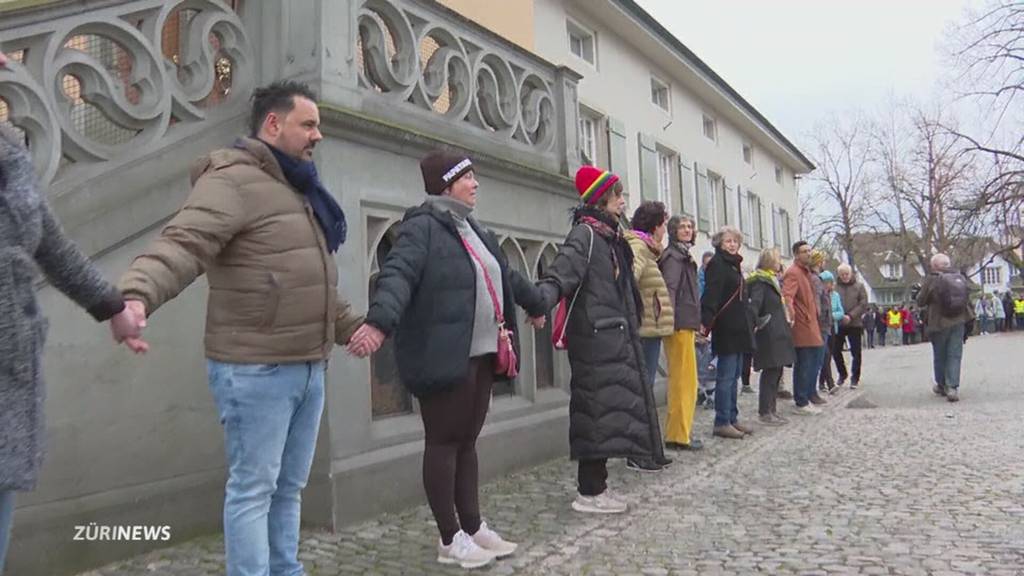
left=470, top=521, right=517, bottom=558
left=438, top=530, right=496, bottom=569
left=792, top=403, right=821, bottom=415
left=571, top=492, right=628, bottom=514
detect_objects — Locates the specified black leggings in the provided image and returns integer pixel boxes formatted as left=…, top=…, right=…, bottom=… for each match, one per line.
left=419, top=355, right=494, bottom=545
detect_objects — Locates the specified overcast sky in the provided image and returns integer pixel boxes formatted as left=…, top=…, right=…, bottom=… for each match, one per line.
left=635, top=0, right=975, bottom=149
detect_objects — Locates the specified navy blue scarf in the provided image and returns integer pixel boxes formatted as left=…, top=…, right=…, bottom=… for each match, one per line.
left=255, top=139, right=347, bottom=253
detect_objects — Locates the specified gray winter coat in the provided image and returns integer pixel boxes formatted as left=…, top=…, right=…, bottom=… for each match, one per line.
left=538, top=214, right=664, bottom=463
left=658, top=242, right=701, bottom=331
left=746, top=274, right=796, bottom=371
left=0, top=127, right=124, bottom=491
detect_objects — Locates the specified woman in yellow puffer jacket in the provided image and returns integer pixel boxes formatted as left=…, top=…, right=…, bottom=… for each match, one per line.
left=624, top=200, right=675, bottom=471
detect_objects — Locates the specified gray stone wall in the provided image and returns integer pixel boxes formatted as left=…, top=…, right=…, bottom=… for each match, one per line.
left=1, top=0, right=584, bottom=574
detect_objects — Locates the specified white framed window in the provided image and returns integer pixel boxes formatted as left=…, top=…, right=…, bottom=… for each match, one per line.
left=566, top=19, right=596, bottom=66
left=657, top=150, right=673, bottom=206
left=885, top=263, right=903, bottom=280
left=579, top=115, right=597, bottom=166
left=742, top=142, right=754, bottom=166
left=578, top=106, right=608, bottom=168
left=983, top=266, right=1002, bottom=285
left=702, top=114, right=717, bottom=142
left=775, top=164, right=784, bottom=184
left=650, top=76, right=670, bottom=112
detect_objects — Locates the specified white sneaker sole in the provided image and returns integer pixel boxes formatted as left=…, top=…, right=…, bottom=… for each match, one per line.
left=571, top=501, right=627, bottom=514
left=482, top=544, right=517, bottom=559
left=437, top=554, right=493, bottom=569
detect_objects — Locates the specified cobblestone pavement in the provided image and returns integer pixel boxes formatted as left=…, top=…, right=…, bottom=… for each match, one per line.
left=79, top=333, right=1024, bottom=575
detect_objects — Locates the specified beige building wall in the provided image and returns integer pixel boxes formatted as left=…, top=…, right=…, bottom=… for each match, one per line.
left=438, top=0, right=534, bottom=50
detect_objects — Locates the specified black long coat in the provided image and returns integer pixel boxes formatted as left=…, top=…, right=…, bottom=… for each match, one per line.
left=746, top=275, right=796, bottom=371
left=700, top=249, right=754, bottom=356
left=538, top=215, right=664, bottom=463
left=364, top=203, right=546, bottom=399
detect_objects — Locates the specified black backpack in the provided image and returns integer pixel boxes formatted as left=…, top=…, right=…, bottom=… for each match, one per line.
left=935, top=272, right=968, bottom=316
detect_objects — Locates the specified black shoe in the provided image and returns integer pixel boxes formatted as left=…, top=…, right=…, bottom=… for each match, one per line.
left=666, top=438, right=704, bottom=451
left=850, top=380, right=859, bottom=389
left=836, top=377, right=847, bottom=388
left=626, top=458, right=663, bottom=473
left=741, top=385, right=755, bottom=394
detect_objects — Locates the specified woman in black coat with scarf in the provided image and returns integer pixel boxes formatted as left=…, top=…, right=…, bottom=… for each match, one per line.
left=700, top=226, right=755, bottom=440
left=746, top=248, right=795, bottom=425
left=349, top=151, right=547, bottom=569
left=536, top=166, right=666, bottom=515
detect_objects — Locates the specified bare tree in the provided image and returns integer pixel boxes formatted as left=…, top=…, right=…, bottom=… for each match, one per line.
left=803, top=114, right=874, bottom=269
left=870, top=101, right=989, bottom=274
left=945, top=0, right=1024, bottom=255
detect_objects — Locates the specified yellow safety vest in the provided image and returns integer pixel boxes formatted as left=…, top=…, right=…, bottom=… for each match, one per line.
left=1015, top=299, right=1024, bottom=315
left=887, top=311, right=901, bottom=328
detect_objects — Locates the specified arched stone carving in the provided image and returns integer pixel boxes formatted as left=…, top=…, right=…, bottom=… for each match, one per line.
left=356, top=0, right=556, bottom=152
left=0, top=0, right=253, bottom=185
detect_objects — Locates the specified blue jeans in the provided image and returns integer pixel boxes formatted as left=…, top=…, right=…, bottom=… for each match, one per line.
left=208, top=360, right=326, bottom=576
left=793, top=346, right=823, bottom=407
left=714, top=353, right=741, bottom=427
left=0, top=490, right=14, bottom=572
left=929, top=325, right=965, bottom=390
left=641, top=337, right=662, bottom=389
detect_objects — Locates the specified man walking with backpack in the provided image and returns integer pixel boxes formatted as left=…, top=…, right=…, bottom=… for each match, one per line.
left=915, top=254, right=973, bottom=402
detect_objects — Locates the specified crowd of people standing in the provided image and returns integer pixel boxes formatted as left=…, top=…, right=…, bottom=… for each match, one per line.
left=0, top=69, right=1000, bottom=574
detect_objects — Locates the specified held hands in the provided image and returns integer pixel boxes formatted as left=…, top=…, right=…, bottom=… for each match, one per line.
left=528, top=316, right=546, bottom=330
left=347, top=323, right=385, bottom=358
left=110, top=300, right=149, bottom=354
left=841, top=314, right=851, bottom=326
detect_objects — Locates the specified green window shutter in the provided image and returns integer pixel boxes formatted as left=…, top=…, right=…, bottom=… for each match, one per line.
left=716, top=178, right=728, bottom=229
left=758, top=197, right=767, bottom=248
left=638, top=133, right=658, bottom=202
left=678, top=154, right=694, bottom=218
left=695, top=163, right=711, bottom=232
left=783, top=210, right=793, bottom=255
left=607, top=117, right=628, bottom=181
left=750, top=193, right=762, bottom=249
left=739, top=187, right=751, bottom=245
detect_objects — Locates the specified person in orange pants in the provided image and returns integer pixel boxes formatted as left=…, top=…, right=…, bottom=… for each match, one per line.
left=659, top=216, right=704, bottom=450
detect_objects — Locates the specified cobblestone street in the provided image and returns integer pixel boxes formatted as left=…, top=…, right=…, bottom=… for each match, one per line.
left=79, top=333, right=1024, bottom=575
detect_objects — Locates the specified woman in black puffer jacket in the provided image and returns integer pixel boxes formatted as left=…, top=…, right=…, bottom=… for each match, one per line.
left=536, top=166, right=665, bottom=516
left=350, top=151, right=546, bottom=569
left=700, top=226, right=755, bottom=440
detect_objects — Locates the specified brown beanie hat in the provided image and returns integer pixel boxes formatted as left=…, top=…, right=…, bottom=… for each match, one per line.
left=420, top=150, right=474, bottom=195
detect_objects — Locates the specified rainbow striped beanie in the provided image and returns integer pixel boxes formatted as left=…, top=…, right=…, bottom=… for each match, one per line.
left=575, top=165, right=619, bottom=206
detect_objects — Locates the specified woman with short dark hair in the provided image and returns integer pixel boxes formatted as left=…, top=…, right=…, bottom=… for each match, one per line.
left=623, top=201, right=674, bottom=471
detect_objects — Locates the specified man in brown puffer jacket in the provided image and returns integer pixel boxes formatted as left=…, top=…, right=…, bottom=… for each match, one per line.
left=118, top=81, right=361, bottom=576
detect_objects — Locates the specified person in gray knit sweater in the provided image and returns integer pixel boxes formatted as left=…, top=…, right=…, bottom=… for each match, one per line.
left=0, top=50, right=147, bottom=572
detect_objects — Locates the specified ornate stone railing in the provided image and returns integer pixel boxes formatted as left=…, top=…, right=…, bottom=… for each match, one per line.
left=352, top=0, right=579, bottom=174
left=0, top=0, right=253, bottom=187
